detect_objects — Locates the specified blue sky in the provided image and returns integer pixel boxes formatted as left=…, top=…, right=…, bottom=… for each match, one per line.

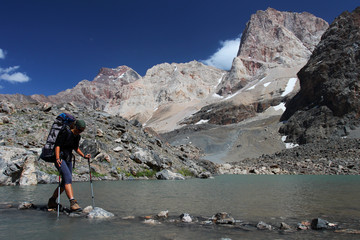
left=0, top=0, right=358, bottom=96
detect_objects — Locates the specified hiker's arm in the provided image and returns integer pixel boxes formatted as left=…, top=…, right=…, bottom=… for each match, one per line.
left=55, top=146, right=62, bottom=167
left=76, top=148, right=91, bottom=159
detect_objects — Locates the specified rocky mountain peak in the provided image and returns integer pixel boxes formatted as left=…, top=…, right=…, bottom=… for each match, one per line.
left=94, top=65, right=141, bottom=84
left=280, top=7, right=360, bottom=144
left=96, top=66, right=129, bottom=78
left=238, top=7, right=328, bottom=66
left=217, top=7, right=329, bottom=96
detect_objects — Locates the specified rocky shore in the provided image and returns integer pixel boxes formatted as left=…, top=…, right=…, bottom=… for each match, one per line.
left=0, top=101, right=215, bottom=186
left=218, top=138, right=360, bottom=175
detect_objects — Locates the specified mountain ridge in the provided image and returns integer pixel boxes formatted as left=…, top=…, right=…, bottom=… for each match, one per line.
left=0, top=8, right=329, bottom=136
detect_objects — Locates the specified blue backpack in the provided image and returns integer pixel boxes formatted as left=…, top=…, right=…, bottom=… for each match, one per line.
left=39, top=113, right=76, bottom=162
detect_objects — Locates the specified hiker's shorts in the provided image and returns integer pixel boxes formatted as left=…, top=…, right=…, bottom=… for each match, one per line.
left=55, top=160, right=72, bottom=187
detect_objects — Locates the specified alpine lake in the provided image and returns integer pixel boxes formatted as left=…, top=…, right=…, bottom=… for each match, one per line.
left=1, top=175, right=360, bottom=240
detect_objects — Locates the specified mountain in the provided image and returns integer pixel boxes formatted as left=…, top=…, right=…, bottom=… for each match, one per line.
left=0, top=8, right=328, bottom=135
left=280, top=6, right=360, bottom=144
left=216, top=7, right=328, bottom=96
left=0, top=8, right=330, bottom=163
left=32, top=66, right=142, bottom=110
left=176, top=8, right=328, bottom=128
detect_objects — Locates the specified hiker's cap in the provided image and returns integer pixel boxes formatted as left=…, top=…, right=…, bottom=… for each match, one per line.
left=75, top=120, right=86, bottom=129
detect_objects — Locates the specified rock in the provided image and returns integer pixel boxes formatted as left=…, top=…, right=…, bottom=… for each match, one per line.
left=280, top=222, right=292, bottom=231
left=256, top=221, right=273, bottom=230
left=0, top=146, right=27, bottom=186
left=94, top=152, right=111, bottom=163
left=36, top=171, right=58, bottom=184
left=113, top=146, right=123, bottom=152
left=96, top=129, right=104, bottom=137
left=19, top=155, right=37, bottom=186
left=2, top=116, right=10, bottom=124
left=180, top=213, right=192, bottom=223
left=82, top=206, right=93, bottom=214
left=41, top=103, right=52, bottom=112
left=297, top=223, right=310, bottom=230
left=197, top=171, right=212, bottom=179
left=18, top=202, right=35, bottom=210
left=280, top=7, right=360, bottom=144
left=86, top=207, right=114, bottom=219
left=156, top=210, right=169, bottom=219
left=211, top=212, right=235, bottom=225
left=311, top=218, right=337, bottom=230
left=156, top=170, right=185, bottom=180
left=0, top=101, right=15, bottom=114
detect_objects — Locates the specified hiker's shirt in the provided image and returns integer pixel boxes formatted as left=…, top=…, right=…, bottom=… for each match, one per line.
left=55, top=127, right=81, bottom=162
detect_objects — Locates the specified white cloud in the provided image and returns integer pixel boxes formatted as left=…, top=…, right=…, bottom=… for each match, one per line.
left=201, top=36, right=241, bottom=70
left=0, top=49, right=5, bottom=59
left=0, top=66, right=30, bottom=83
left=0, top=49, right=30, bottom=84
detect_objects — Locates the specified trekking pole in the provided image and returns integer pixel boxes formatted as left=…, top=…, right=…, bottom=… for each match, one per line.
left=57, top=173, right=61, bottom=218
left=88, top=158, right=95, bottom=208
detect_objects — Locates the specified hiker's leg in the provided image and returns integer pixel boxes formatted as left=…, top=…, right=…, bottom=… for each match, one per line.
left=55, top=159, right=73, bottom=199
left=51, top=186, right=65, bottom=199
left=51, top=161, right=66, bottom=199
left=64, top=183, right=74, bottom=200
left=61, top=160, right=74, bottom=200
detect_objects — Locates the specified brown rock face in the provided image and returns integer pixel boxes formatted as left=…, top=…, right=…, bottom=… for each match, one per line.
left=217, top=8, right=328, bottom=96
left=47, top=66, right=141, bottom=110
left=280, top=7, right=360, bottom=144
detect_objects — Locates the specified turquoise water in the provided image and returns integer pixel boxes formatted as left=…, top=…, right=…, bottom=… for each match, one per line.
left=1, top=175, right=360, bottom=239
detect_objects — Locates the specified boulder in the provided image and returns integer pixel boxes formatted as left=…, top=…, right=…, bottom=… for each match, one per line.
left=311, top=218, right=337, bottom=230
left=257, top=221, right=273, bottom=230
left=36, top=171, right=57, bottom=184
left=86, top=206, right=115, bottom=219
left=0, top=146, right=27, bottom=186
left=211, top=212, right=235, bottom=224
left=156, top=169, right=185, bottom=180
left=180, top=213, right=192, bottom=223
left=156, top=210, right=169, bottom=219
left=18, top=202, right=35, bottom=210
left=197, top=171, right=212, bottom=179
left=19, top=155, right=37, bottom=186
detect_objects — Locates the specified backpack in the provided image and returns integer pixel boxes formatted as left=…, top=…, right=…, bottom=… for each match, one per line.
left=39, top=113, right=76, bottom=162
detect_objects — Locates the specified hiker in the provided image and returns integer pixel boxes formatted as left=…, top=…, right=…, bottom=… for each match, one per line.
left=47, top=119, right=91, bottom=212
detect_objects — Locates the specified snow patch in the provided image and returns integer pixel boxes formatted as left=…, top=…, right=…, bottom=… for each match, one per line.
left=215, top=73, right=226, bottom=89
left=273, top=102, right=286, bottom=111
left=281, top=136, right=299, bottom=149
left=263, top=82, right=271, bottom=87
left=212, top=93, right=224, bottom=99
left=281, top=78, right=297, bottom=97
left=195, top=119, right=209, bottom=125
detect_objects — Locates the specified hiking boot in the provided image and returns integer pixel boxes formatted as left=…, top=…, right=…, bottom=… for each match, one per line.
left=70, top=199, right=82, bottom=212
left=47, top=197, right=58, bottom=209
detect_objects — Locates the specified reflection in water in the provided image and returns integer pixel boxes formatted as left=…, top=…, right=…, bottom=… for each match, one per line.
left=1, top=175, right=360, bottom=239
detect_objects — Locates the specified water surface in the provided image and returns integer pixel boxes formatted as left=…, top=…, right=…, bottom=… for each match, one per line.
left=1, top=175, right=359, bottom=239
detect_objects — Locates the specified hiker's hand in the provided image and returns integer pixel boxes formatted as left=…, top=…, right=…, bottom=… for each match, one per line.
left=84, top=154, right=91, bottom=160
left=56, top=158, right=62, bottom=167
